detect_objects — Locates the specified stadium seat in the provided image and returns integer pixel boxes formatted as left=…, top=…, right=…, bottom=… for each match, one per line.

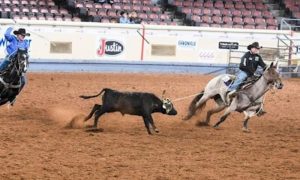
left=233, top=17, right=244, bottom=25
left=233, top=24, right=244, bottom=29
left=244, top=17, right=255, bottom=25
left=255, top=18, right=266, bottom=26
left=232, top=10, right=242, bottom=17
left=212, top=16, right=222, bottom=24
left=225, top=2, right=234, bottom=9
left=222, top=24, right=233, bottom=28
left=193, top=1, right=203, bottom=7
left=245, top=3, right=255, bottom=10
left=256, top=24, right=267, bottom=29
left=244, top=24, right=256, bottom=29
left=223, top=16, right=233, bottom=25
left=242, top=10, right=252, bottom=17
left=202, top=16, right=213, bottom=24
left=267, top=25, right=277, bottom=30
left=215, top=1, right=224, bottom=9
left=191, top=15, right=201, bottom=26
left=212, top=9, right=221, bottom=16
left=252, top=10, right=262, bottom=18
left=221, top=9, right=232, bottom=17
left=203, top=8, right=211, bottom=16
left=192, top=8, right=201, bottom=15
left=203, top=1, right=213, bottom=8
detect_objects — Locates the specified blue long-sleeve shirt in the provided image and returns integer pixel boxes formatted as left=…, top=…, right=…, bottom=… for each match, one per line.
left=119, top=17, right=132, bottom=24
left=4, top=27, right=30, bottom=57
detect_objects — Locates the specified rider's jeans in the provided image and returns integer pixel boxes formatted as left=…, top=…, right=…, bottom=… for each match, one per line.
left=0, top=55, right=10, bottom=71
left=228, top=70, right=248, bottom=91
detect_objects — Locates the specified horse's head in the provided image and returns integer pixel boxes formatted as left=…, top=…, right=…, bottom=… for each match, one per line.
left=263, top=61, right=283, bottom=89
left=1, top=49, right=29, bottom=83
left=15, top=48, right=29, bottom=73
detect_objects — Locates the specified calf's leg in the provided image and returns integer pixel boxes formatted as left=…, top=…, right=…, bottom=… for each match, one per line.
left=84, top=104, right=101, bottom=121
left=142, top=116, right=152, bottom=135
left=93, top=107, right=106, bottom=128
left=148, top=115, right=159, bottom=133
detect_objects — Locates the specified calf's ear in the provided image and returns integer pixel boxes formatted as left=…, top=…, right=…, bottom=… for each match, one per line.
left=161, top=90, right=166, bottom=99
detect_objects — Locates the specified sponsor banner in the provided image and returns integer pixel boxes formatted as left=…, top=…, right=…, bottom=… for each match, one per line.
left=218, top=41, right=239, bottom=49
left=198, top=50, right=215, bottom=61
left=96, top=38, right=125, bottom=59
left=177, top=39, right=197, bottom=50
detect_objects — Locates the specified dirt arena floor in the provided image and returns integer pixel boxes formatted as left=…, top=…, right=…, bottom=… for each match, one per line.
left=0, top=72, right=299, bottom=179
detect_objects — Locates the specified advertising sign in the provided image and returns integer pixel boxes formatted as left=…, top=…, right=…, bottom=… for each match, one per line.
left=218, top=41, right=239, bottom=49
left=96, top=38, right=125, bottom=58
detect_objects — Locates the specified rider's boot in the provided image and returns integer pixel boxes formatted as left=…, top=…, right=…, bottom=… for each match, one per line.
left=225, top=90, right=237, bottom=105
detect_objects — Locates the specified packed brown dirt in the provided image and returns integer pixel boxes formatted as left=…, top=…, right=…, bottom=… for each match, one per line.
left=0, top=73, right=299, bottom=179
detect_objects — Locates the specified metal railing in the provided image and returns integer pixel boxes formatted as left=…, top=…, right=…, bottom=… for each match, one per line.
left=280, top=18, right=300, bottom=31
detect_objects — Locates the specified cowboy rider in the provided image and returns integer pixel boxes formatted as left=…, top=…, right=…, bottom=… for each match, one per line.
left=226, top=42, right=267, bottom=112
left=0, top=27, right=30, bottom=103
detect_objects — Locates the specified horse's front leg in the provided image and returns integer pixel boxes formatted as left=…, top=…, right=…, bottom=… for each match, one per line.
left=213, top=104, right=235, bottom=128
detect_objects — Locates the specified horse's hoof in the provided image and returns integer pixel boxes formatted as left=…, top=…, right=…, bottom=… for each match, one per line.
left=242, top=127, right=251, bottom=133
left=213, top=125, right=220, bottom=129
left=154, top=128, right=160, bottom=133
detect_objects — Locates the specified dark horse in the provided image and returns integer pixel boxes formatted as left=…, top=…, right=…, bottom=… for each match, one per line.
left=0, top=49, right=29, bottom=106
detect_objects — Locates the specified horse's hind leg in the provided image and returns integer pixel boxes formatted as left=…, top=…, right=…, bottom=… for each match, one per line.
left=184, top=94, right=210, bottom=120
left=203, top=104, right=226, bottom=125
left=84, top=104, right=101, bottom=121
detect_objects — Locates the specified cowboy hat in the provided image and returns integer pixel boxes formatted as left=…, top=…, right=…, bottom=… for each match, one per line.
left=247, top=42, right=262, bottom=50
left=13, top=28, right=30, bottom=36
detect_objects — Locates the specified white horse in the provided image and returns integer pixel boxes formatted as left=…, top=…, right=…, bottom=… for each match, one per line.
left=183, top=62, right=283, bottom=132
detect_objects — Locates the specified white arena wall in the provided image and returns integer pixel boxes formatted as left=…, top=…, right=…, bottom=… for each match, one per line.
left=0, top=19, right=299, bottom=65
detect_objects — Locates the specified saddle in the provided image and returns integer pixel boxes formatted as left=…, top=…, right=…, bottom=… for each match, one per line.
left=224, top=74, right=261, bottom=105
left=223, top=74, right=261, bottom=91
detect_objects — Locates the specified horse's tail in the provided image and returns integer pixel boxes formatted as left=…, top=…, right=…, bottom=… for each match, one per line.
left=79, top=88, right=107, bottom=99
left=183, top=91, right=205, bottom=120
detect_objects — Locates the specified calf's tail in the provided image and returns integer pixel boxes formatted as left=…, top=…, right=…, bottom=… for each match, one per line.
left=79, top=88, right=107, bottom=99
left=183, top=91, right=205, bottom=120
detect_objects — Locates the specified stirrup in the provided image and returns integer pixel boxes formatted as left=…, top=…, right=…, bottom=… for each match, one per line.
left=225, top=90, right=236, bottom=105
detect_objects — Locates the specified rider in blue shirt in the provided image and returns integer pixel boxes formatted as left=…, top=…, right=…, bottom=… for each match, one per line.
left=0, top=27, right=30, bottom=104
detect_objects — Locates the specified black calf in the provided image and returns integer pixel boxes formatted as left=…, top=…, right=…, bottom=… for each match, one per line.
left=80, top=88, right=177, bottom=134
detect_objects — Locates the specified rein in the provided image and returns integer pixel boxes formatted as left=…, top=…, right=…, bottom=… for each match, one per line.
left=0, top=77, right=21, bottom=89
